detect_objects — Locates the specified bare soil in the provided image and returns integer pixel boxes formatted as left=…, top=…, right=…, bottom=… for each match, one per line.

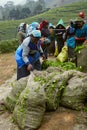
left=0, top=53, right=16, bottom=85
left=39, top=108, right=87, bottom=130
left=0, top=53, right=87, bottom=130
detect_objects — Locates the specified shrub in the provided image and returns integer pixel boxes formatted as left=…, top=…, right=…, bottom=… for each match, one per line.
left=0, top=38, right=18, bottom=54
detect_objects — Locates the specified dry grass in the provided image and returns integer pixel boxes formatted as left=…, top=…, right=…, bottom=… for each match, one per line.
left=0, top=53, right=16, bottom=85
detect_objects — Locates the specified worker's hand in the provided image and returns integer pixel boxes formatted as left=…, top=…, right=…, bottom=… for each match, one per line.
left=41, top=54, right=46, bottom=60
left=27, top=64, right=33, bottom=71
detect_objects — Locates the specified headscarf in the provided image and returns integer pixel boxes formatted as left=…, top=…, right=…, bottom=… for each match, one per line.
left=31, top=30, right=41, bottom=38
left=26, top=22, right=40, bottom=36
left=18, top=22, right=26, bottom=32
left=39, top=20, right=49, bottom=30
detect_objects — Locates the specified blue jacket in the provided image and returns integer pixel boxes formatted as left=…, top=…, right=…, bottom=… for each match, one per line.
left=15, top=37, right=43, bottom=68
left=75, top=24, right=87, bottom=40
left=66, top=36, right=76, bottom=48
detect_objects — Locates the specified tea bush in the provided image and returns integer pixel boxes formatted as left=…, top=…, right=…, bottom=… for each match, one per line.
left=0, top=38, right=18, bottom=53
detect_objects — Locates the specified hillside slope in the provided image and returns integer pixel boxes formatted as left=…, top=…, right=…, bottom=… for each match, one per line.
left=45, top=0, right=82, bottom=8
left=0, top=1, right=87, bottom=41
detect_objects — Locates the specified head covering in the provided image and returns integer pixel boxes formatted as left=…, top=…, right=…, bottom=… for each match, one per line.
left=49, top=23, right=55, bottom=29
left=26, top=22, right=40, bottom=36
left=75, top=17, right=84, bottom=22
left=31, top=22, right=40, bottom=29
left=18, top=22, right=26, bottom=32
left=31, top=30, right=41, bottom=38
left=79, top=11, right=85, bottom=18
left=39, top=20, right=49, bottom=30
left=56, top=19, right=65, bottom=29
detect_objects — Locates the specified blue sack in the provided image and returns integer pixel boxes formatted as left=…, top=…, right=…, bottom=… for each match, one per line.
left=15, top=45, right=24, bottom=68
left=66, top=37, right=76, bottom=48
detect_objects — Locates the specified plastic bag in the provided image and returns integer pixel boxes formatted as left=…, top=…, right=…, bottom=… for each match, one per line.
left=56, top=45, right=68, bottom=62
left=54, top=41, right=58, bottom=57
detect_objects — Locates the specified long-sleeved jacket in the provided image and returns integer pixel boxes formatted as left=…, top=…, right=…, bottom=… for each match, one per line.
left=75, top=24, right=87, bottom=40
left=15, top=37, right=43, bottom=68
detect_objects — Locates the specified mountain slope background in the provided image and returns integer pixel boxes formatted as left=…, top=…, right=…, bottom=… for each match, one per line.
left=0, top=1, right=87, bottom=41
left=45, top=0, right=86, bottom=8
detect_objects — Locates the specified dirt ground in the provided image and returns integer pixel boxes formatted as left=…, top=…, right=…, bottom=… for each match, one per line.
left=39, top=108, right=87, bottom=130
left=0, top=53, right=87, bottom=130
left=0, top=53, right=16, bottom=85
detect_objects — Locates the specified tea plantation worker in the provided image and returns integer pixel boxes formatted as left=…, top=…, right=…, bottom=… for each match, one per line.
left=17, top=22, right=27, bottom=45
left=39, top=20, right=51, bottom=59
left=55, top=19, right=66, bottom=54
left=70, top=17, right=87, bottom=66
left=15, top=30, right=44, bottom=80
left=64, top=23, right=76, bottom=63
left=70, top=17, right=87, bottom=46
left=48, top=23, right=56, bottom=55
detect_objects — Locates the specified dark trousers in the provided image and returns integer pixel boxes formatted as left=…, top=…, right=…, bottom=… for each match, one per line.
left=75, top=39, right=85, bottom=66
left=68, top=47, right=75, bottom=59
left=48, top=41, right=55, bottom=55
left=17, top=65, right=30, bottom=80
left=17, top=60, right=41, bottom=80
left=42, top=44, right=50, bottom=59
left=57, top=39, right=64, bottom=54
left=68, top=47, right=77, bottom=65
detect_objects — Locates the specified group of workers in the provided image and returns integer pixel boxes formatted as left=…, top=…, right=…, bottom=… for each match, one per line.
left=15, top=11, right=87, bottom=80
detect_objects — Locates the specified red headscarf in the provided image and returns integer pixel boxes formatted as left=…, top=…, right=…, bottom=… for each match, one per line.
left=39, top=20, right=49, bottom=30
left=79, top=12, right=85, bottom=18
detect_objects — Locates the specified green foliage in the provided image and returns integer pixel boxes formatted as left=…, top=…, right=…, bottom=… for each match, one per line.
left=0, top=38, right=18, bottom=53
left=34, top=77, right=46, bottom=84
left=42, top=59, right=77, bottom=70
left=83, top=107, right=87, bottom=111
left=0, top=1, right=87, bottom=40
left=34, top=72, right=56, bottom=86
left=75, top=45, right=85, bottom=53
left=5, top=97, right=16, bottom=112
left=46, top=80, right=59, bottom=110
left=0, top=20, right=19, bottom=40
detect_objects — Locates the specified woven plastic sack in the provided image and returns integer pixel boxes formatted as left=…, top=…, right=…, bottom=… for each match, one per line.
left=13, top=73, right=46, bottom=130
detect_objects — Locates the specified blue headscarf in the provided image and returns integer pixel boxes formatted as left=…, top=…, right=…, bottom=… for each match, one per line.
left=26, top=22, right=40, bottom=36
